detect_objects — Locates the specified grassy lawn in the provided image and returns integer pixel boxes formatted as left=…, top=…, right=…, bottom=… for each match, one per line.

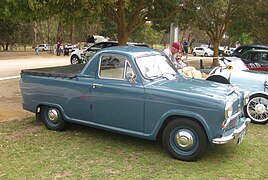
left=0, top=118, right=267, bottom=179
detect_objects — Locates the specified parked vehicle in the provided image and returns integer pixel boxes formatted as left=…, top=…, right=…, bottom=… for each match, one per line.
left=36, top=44, right=50, bottom=51
left=192, top=47, right=214, bottom=57
left=20, top=46, right=250, bottom=161
left=181, top=57, right=268, bottom=124
left=224, top=47, right=236, bottom=56
left=208, top=46, right=225, bottom=56
left=70, top=41, right=149, bottom=64
left=232, top=45, right=268, bottom=57
left=240, top=49, right=268, bottom=72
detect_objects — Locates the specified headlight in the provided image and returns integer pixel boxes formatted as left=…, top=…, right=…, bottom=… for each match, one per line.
left=225, top=101, right=233, bottom=119
left=243, top=91, right=250, bottom=105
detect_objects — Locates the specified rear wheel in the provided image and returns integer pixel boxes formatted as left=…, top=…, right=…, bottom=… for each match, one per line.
left=244, top=94, right=268, bottom=124
left=71, top=55, right=80, bottom=64
left=41, top=106, right=66, bottom=131
left=193, top=52, right=196, bottom=56
left=162, top=119, right=207, bottom=161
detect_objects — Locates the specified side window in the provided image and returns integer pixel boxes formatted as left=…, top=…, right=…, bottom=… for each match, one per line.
left=261, top=53, right=268, bottom=61
left=251, top=53, right=259, bottom=62
left=244, top=54, right=251, bottom=60
left=99, top=55, right=134, bottom=80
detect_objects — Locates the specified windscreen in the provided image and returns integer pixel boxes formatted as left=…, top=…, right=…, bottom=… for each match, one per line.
left=136, top=55, right=177, bottom=79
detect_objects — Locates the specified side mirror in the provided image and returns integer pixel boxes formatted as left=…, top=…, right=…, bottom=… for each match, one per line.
left=126, top=72, right=136, bottom=83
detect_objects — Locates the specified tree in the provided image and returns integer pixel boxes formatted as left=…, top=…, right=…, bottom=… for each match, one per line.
left=227, top=0, right=268, bottom=45
left=90, top=0, right=179, bottom=45
left=179, top=0, right=245, bottom=66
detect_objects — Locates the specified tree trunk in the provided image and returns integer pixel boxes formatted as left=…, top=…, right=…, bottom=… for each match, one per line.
left=117, top=28, right=128, bottom=46
left=56, top=20, right=63, bottom=43
left=116, top=0, right=128, bottom=46
left=212, top=41, right=220, bottom=67
left=47, top=18, right=51, bottom=44
left=5, top=42, right=9, bottom=51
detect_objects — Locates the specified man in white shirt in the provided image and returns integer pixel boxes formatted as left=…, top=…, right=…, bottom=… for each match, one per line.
left=163, top=42, right=181, bottom=64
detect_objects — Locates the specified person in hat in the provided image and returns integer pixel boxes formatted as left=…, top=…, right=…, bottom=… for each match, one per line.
left=163, top=42, right=181, bottom=64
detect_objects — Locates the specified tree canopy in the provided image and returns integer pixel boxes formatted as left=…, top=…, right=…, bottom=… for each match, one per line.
left=0, top=0, right=266, bottom=62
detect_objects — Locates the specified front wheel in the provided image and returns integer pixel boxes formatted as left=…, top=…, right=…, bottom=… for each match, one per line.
left=244, top=94, right=268, bottom=124
left=41, top=106, right=66, bottom=131
left=162, top=119, right=207, bottom=161
left=71, top=55, right=80, bottom=64
left=193, top=52, right=196, bottom=56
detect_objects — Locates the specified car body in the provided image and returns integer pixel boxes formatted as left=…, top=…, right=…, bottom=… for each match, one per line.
left=232, top=44, right=268, bottom=58
left=36, top=44, right=50, bottom=51
left=63, top=44, right=79, bottom=56
left=70, top=41, right=149, bottom=64
left=207, top=57, right=268, bottom=124
left=192, top=47, right=214, bottom=57
left=21, top=46, right=250, bottom=161
left=240, top=49, right=268, bottom=72
left=224, top=47, right=236, bottom=56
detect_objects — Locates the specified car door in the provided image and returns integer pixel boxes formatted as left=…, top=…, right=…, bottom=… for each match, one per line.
left=196, top=48, right=204, bottom=56
left=91, top=54, right=145, bottom=132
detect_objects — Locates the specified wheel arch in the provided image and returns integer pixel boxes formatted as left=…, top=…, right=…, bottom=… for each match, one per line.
left=248, top=91, right=268, bottom=97
left=35, top=103, right=68, bottom=122
left=70, top=54, right=81, bottom=64
left=156, top=114, right=210, bottom=142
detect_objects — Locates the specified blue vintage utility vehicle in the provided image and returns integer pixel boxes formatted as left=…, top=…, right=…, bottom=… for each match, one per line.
left=20, top=46, right=250, bottom=161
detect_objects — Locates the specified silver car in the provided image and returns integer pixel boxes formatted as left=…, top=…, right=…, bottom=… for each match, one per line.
left=208, top=57, right=268, bottom=124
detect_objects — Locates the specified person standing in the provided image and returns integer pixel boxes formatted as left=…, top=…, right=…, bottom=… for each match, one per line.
left=163, top=42, right=181, bottom=64
left=35, top=46, right=39, bottom=55
left=56, top=41, right=61, bottom=56
left=182, top=38, right=189, bottom=60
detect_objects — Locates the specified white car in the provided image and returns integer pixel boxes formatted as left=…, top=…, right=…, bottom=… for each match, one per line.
left=36, top=44, right=50, bottom=51
left=192, top=47, right=214, bottom=57
left=70, top=41, right=149, bottom=64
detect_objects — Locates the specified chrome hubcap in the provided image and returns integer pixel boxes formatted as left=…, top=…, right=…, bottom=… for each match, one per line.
left=48, top=109, right=58, bottom=122
left=255, top=104, right=265, bottom=114
left=175, top=131, right=194, bottom=149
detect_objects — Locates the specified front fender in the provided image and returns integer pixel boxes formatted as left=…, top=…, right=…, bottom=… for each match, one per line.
left=148, top=109, right=212, bottom=141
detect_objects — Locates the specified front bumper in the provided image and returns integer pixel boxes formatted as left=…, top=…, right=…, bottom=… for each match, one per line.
left=212, top=118, right=251, bottom=145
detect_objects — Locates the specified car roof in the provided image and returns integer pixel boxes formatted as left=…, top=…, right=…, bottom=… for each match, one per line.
left=237, top=44, right=268, bottom=48
left=93, top=41, right=149, bottom=46
left=242, top=49, right=268, bottom=53
left=96, top=46, right=162, bottom=58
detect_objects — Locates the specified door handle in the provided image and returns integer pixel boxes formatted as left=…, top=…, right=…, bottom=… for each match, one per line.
left=92, top=83, right=103, bottom=88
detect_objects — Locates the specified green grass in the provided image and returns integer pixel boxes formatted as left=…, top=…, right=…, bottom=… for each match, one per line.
left=0, top=118, right=267, bottom=179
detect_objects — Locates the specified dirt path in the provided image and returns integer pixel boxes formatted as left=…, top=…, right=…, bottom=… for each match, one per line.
left=0, top=51, right=69, bottom=122
left=0, top=78, right=33, bottom=122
